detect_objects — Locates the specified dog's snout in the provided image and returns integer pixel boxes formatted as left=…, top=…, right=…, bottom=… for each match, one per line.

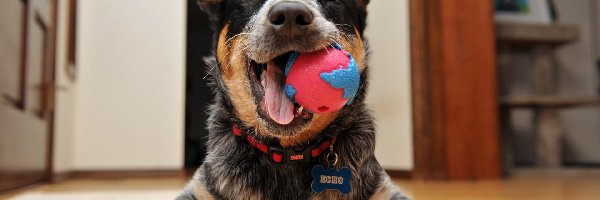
left=268, top=2, right=314, bottom=38
left=246, top=0, right=338, bottom=63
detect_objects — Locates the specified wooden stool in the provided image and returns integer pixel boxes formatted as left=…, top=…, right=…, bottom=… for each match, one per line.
left=497, top=23, right=600, bottom=171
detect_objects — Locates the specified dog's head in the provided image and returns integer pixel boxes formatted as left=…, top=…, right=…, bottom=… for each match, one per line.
left=200, top=0, right=370, bottom=146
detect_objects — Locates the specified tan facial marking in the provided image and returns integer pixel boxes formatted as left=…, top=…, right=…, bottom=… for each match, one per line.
left=338, top=29, right=367, bottom=72
left=217, top=24, right=259, bottom=127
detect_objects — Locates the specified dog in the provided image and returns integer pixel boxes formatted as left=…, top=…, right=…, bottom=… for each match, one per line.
left=177, top=0, right=408, bottom=199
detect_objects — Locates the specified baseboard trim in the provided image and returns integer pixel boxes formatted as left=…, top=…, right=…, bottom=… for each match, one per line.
left=73, top=169, right=185, bottom=179
left=51, top=169, right=185, bottom=182
left=50, top=172, right=74, bottom=183
left=386, top=170, right=413, bottom=179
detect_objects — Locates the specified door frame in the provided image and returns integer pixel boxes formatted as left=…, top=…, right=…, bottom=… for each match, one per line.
left=409, top=0, right=502, bottom=180
left=45, top=0, right=59, bottom=180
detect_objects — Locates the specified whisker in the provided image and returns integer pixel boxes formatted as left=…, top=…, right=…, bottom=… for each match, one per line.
left=334, top=24, right=353, bottom=28
left=225, top=32, right=255, bottom=46
left=203, top=65, right=215, bottom=80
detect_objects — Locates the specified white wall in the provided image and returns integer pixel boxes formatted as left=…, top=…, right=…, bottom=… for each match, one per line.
left=72, top=0, right=186, bottom=170
left=365, top=0, right=413, bottom=170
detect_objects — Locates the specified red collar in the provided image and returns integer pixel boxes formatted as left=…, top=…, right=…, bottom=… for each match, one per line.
left=233, top=125, right=336, bottom=164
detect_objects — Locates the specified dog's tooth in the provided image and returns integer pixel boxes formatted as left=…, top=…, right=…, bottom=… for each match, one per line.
left=298, top=106, right=304, bottom=114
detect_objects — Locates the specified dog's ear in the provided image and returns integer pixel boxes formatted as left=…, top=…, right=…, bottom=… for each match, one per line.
left=198, top=0, right=222, bottom=16
left=356, top=0, right=370, bottom=8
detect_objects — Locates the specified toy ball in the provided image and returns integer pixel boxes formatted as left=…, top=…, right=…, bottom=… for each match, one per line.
left=284, top=44, right=360, bottom=114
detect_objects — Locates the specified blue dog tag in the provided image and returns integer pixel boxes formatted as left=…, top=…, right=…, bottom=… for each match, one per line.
left=311, top=163, right=352, bottom=195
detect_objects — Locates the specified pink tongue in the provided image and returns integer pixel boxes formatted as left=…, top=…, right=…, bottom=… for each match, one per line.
left=262, top=61, right=295, bottom=125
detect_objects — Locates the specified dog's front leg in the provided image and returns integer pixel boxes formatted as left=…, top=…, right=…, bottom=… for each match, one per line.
left=370, top=174, right=410, bottom=200
left=176, top=166, right=215, bottom=200
left=176, top=179, right=214, bottom=200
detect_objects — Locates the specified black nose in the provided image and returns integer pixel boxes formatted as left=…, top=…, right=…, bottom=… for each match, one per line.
left=268, top=2, right=314, bottom=38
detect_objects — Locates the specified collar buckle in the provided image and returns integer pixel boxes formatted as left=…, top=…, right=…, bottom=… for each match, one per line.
left=269, top=146, right=312, bottom=164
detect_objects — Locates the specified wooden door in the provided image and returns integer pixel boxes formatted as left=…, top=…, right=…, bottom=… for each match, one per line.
left=0, top=0, right=56, bottom=191
left=410, top=0, right=501, bottom=179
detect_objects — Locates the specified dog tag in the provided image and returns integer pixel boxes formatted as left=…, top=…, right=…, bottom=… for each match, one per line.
left=311, top=161, right=352, bottom=195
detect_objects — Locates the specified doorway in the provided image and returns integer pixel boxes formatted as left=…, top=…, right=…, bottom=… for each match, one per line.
left=184, top=0, right=214, bottom=169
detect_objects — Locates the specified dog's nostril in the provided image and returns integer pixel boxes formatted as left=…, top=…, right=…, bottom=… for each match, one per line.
left=271, top=14, right=286, bottom=26
left=296, top=15, right=311, bottom=26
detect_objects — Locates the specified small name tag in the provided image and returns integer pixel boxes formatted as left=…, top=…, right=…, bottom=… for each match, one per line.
left=311, top=165, right=352, bottom=195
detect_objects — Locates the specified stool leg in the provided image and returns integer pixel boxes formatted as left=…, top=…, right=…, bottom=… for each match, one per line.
left=501, top=109, right=514, bottom=175
left=535, top=108, right=561, bottom=168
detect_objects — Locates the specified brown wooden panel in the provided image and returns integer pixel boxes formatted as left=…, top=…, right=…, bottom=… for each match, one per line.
left=410, top=0, right=448, bottom=180
left=440, top=0, right=501, bottom=180
left=410, top=0, right=501, bottom=179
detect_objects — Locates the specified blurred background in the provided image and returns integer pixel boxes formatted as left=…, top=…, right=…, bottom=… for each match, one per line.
left=1, top=0, right=600, bottom=199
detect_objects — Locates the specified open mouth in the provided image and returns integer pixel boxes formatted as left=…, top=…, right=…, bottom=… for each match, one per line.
left=248, top=52, right=313, bottom=125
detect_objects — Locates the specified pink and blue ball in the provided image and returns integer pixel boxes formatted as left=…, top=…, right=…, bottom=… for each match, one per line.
left=284, top=44, right=360, bottom=114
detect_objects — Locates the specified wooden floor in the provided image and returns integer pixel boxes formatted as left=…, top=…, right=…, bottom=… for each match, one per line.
left=2, top=177, right=600, bottom=199
left=396, top=177, right=600, bottom=200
